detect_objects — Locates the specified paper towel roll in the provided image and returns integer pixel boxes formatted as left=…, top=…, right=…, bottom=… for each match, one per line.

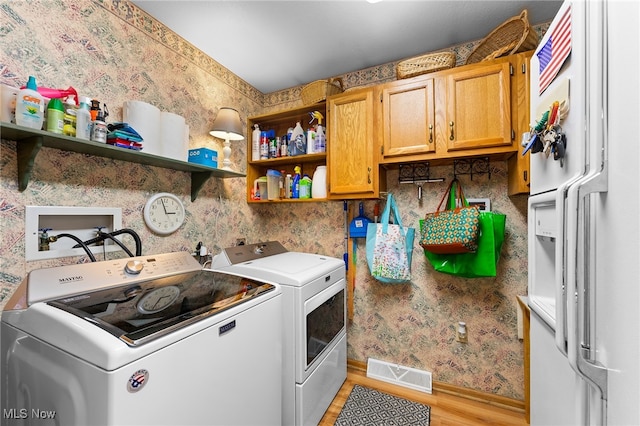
left=123, top=101, right=161, bottom=156
left=1, top=84, right=18, bottom=123
left=160, top=111, right=187, bottom=161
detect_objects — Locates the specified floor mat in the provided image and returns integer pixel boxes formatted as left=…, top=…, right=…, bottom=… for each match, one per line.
left=334, top=384, right=431, bottom=425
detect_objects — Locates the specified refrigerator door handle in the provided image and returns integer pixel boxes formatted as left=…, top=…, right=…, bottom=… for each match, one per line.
left=568, top=170, right=608, bottom=397
left=554, top=176, right=581, bottom=356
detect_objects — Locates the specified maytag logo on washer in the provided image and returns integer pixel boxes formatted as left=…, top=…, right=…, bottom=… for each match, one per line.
left=58, top=275, right=83, bottom=284
left=127, top=369, right=149, bottom=393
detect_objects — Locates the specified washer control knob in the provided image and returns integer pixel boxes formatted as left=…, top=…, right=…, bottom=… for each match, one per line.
left=124, top=260, right=144, bottom=275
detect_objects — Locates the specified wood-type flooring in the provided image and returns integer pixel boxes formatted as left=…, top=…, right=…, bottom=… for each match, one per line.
left=319, top=363, right=528, bottom=426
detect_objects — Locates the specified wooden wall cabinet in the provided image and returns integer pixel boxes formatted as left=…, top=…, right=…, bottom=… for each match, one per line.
left=508, top=52, right=533, bottom=195
left=378, top=54, right=527, bottom=166
left=327, top=88, right=385, bottom=199
left=246, top=104, right=328, bottom=203
left=443, top=62, right=513, bottom=152
left=380, top=78, right=436, bottom=159
left=246, top=52, right=533, bottom=202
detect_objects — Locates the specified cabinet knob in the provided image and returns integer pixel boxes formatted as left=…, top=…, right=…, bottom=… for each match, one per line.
left=428, top=124, right=433, bottom=143
left=367, top=167, right=371, bottom=184
left=449, top=121, right=455, bottom=141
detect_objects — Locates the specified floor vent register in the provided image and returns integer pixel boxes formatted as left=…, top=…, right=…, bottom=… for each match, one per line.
left=366, top=358, right=433, bottom=394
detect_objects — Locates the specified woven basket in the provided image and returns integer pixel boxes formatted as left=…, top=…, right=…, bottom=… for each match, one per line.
left=465, top=9, right=539, bottom=65
left=300, top=78, right=344, bottom=104
left=396, top=51, right=456, bottom=79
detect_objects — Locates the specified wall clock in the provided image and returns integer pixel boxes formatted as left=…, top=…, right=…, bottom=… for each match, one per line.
left=143, top=193, right=186, bottom=235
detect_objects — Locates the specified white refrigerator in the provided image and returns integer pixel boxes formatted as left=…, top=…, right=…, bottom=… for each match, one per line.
left=527, top=1, right=640, bottom=425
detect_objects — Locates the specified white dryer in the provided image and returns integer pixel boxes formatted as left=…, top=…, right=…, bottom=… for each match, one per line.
left=1, top=251, right=282, bottom=426
left=210, top=241, right=347, bottom=426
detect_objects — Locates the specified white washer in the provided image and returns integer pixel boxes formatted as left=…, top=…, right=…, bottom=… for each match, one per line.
left=210, top=241, right=347, bottom=426
left=1, top=251, right=282, bottom=426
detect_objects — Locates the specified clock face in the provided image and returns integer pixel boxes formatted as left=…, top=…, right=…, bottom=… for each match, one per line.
left=137, top=285, right=181, bottom=314
left=143, top=193, right=186, bottom=235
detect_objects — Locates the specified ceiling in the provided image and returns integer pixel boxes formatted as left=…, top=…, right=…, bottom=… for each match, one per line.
left=131, top=0, right=562, bottom=94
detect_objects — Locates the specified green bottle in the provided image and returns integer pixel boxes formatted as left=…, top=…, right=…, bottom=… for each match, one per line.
left=46, top=98, right=65, bottom=134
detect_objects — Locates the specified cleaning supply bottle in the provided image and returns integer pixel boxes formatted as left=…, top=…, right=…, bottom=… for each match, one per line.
left=299, top=174, right=312, bottom=199
left=15, top=76, right=44, bottom=129
left=285, top=173, right=292, bottom=198
left=63, top=95, right=77, bottom=136
left=306, top=126, right=316, bottom=155
left=75, top=97, right=92, bottom=140
left=316, top=122, right=326, bottom=152
left=291, top=166, right=301, bottom=199
left=252, top=124, right=260, bottom=161
left=46, top=98, right=65, bottom=134
left=312, top=165, right=327, bottom=198
left=311, top=111, right=326, bottom=152
left=289, top=121, right=306, bottom=156
left=91, top=109, right=107, bottom=143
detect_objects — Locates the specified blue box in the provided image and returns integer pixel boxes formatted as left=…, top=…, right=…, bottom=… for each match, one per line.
left=188, top=148, right=218, bottom=168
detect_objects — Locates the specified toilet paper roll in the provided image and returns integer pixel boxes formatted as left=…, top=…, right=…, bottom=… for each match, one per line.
left=160, top=111, right=187, bottom=161
left=123, top=101, right=161, bottom=156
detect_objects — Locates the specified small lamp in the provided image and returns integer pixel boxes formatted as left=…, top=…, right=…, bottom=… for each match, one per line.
left=209, top=107, right=244, bottom=171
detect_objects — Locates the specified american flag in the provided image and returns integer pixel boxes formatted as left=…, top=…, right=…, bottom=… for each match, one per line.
left=538, top=5, right=572, bottom=94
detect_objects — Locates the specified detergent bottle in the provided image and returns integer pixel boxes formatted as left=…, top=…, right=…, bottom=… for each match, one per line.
left=291, top=166, right=302, bottom=199
left=299, top=174, right=312, bottom=199
left=15, top=76, right=44, bottom=129
left=289, top=122, right=306, bottom=156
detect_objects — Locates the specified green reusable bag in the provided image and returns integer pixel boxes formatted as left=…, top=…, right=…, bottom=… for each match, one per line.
left=420, top=181, right=506, bottom=278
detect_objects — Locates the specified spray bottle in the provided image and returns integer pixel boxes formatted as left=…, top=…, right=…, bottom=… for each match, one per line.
left=292, top=165, right=302, bottom=199
left=311, top=111, right=325, bottom=152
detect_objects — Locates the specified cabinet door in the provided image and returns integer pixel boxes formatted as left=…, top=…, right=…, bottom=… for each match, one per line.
left=445, top=62, right=512, bottom=151
left=327, top=89, right=378, bottom=198
left=380, top=78, right=436, bottom=161
left=508, top=52, right=532, bottom=195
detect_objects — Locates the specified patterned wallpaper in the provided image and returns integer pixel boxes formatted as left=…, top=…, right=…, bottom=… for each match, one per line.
left=1, top=0, right=548, bottom=401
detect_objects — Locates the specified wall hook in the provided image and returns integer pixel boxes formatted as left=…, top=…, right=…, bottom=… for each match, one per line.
left=453, top=157, right=491, bottom=180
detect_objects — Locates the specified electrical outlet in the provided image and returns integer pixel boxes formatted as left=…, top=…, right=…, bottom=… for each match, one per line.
left=235, top=238, right=246, bottom=246
left=456, top=321, right=468, bottom=343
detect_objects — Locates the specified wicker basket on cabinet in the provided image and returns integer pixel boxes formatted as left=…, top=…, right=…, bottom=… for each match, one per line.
left=396, top=51, right=456, bottom=79
left=465, top=9, right=539, bottom=65
left=300, top=78, right=344, bottom=104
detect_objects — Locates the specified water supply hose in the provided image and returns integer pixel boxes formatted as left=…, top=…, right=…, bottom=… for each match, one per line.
left=53, top=233, right=97, bottom=262
left=97, top=232, right=134, bottom=258
left=74, top=228, right=142, bottom=257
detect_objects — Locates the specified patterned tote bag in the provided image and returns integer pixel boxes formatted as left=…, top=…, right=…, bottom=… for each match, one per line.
left=366, top=193, right=415, bottom=283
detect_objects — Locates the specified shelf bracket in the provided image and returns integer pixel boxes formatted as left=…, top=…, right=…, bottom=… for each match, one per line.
left=16, top=136, right=43, bottom=192
left=453, top=157, right=491, bottom=180
left=191, top=171, right=213, bottom=201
